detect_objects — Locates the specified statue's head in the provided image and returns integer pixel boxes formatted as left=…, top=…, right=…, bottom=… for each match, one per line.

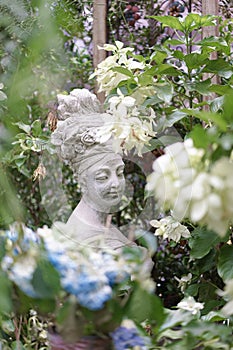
left=51, top=89, right=125, bottom=213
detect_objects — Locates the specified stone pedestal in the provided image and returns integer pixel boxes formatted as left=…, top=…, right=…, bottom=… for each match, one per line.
left=49, top=333, right=112, bottom=350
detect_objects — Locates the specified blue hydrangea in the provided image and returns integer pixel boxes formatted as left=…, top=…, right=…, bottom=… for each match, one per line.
left=1, top=226, right=40, bottom=298
left=46, top=248, right=113, bottom=311
left=3, top=226, right=40, bottom=254
left=61, top=268, right=112, bottom=310
left=111, top=326, right=146, bottom=350
left=89, top=252, right=129, bottom=287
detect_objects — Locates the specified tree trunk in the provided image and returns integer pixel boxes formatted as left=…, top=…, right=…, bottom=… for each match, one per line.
left=202, top=0, right=219, bottom=109
left=93, top=0, right=107, bottom=103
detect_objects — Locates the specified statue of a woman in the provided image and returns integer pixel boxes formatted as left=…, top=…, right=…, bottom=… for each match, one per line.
left=51, top=88, right=137, bottom=251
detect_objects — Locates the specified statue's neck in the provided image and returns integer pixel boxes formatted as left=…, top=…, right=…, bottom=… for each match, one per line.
left=68, top=198, right=111, bottom=228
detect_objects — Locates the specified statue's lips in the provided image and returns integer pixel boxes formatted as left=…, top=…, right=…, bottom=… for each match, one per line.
left=106, top=191, right=120, bottom=198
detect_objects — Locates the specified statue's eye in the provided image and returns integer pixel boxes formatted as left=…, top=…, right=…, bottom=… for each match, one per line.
left=95, top=176, right=108, bottom=181
left=95, top=171, right=109, bottom=181
left=117, top=171, right=124, bottom=178
left=117, top=166, right=124, bottom=178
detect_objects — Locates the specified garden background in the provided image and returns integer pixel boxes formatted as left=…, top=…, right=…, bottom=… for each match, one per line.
left=1, top=0, right=233, bottom=349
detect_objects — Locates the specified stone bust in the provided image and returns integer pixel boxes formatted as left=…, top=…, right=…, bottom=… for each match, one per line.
left=51, top=88, right=137, bottom=250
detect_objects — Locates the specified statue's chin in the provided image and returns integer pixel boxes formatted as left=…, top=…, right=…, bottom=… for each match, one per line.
left=92, top=199, right=123, bottom=214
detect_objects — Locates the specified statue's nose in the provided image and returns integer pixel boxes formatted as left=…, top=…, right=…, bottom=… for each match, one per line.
left=110, top=174, right=120, bottom=188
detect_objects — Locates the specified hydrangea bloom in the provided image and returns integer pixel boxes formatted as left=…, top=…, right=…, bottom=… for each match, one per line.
left=111, top=326, right=146, bottom=350
left=1, top=224, right=40, bottom=297
left=150, top=216, right=190, bottom=243
left=147, top=139, right=233, bottom=236
left=38, top=227, right=130, bottom=311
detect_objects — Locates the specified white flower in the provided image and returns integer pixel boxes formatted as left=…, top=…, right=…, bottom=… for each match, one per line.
left=147, top=141, right=196, bottom=218
left=218, top=279, right=233, bottom=316
left=147, top=139, right=233, bottom=237
left=96, top=108, right=155, bottom=156
left=108, top=89, right=136, bottom=119
left=90, top=41, right=146, bottom=94
left=177, top=296, right=204, bottom=315
left=175, top=273, right=192, bottom=292
left=150, top=216, right=190, bottom=243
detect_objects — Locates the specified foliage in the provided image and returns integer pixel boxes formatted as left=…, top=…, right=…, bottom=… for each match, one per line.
left=0, top=0, right=94, bottom=229
left=88, top=12, right=233, bottom=349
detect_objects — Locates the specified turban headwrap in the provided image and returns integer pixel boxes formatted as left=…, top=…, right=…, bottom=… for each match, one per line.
left=51, top=89, right=118, bottom=177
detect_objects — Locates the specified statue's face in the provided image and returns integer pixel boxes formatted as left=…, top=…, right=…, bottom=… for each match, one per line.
left=82, top=155, right=125, bottom=212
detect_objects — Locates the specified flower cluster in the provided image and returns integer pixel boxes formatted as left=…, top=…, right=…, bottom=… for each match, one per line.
left=38, top=226, right=130, bottom=311
left=89, top=42, right=157, bottom=155
left=96, top=89, right=155, bottom=155
left=1, top=223, right=40, bottom=297
left=111, top=325, right=146, bottom=350
left=150, top=216, right=190, bottom=243
left=90, top=41, right=145, bottom=94
left=146, top=139, right=233, bottom=236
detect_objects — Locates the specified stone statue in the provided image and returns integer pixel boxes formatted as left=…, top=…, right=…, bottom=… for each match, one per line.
left=51, top=88, right=137, bottom=251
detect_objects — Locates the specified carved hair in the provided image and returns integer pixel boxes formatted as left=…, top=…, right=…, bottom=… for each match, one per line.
left=51, top=89, right=116, bottom=177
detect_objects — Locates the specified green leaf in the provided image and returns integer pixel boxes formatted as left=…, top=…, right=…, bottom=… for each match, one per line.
left=1, top=319, right=15, bottom=334
left=159, top=309, right=193, bottom=332
left=198, top=36, right=230, bottom=55
left=198, top=282, right=216, bottom=302
left=196, top=249, right=216, bottom=274
left=11, top=341, right=25, bottom=350
left=32, top=258, right=61, bottom=298
left=198, top=15, right=218, bottom=27
left=14, top=122, right=31, bottom=134
left=203, top=58, right=233, bottom=79
left=154, top=83, right=173, bottom=104
left=167, top=39, right=185, bottom=47
left=217, top=245, right=233, bottom=281
left=210, top=96, right=224, bottom=113
left=165, top=110, right=187, bottom=128
left=125, top=284, right=164, bottom=326
left=112, top=67, right=134, bottom=78
left=184, top=53, right=208, bottom=70
left=150, top=15, right=183, bottom=31
left=209, top=84, right=231, bottom=96
left=189, top=227, right=221, bottom=259
left=181, top=108, right=227, bottom=131
left=189, top=79, right=211, bottom=95
left=183, top=14, right=217, bottom=31
left=222, top=91, right=233, bottom=124
left=150, top=51, right=167, bottom=64
left=0, top=236, right=6, bottom=262
left=31, top=119, right=42, bottom=137
left=202, top=311, right=227, bottom=322
left=15, top=156, right=27, bottom=168
left=138, top=72, right=154, bottom=86
left=0, top=272, right=12, bottom=314
left=155, top=64, right=180, bottom=76
left=173, top=50, right=185, bottom=60
left=185, top=284, right=199, bottom=297
left=188, top=124, right=210, bottom=149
